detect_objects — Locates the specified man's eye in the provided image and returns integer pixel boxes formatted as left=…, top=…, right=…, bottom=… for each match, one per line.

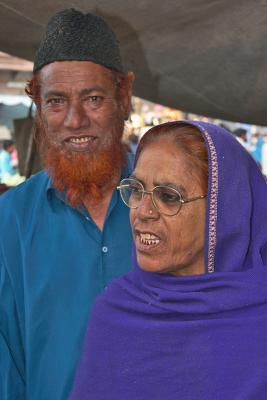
left=47, top=98, right=64, bottom=105
left=86, top=96, right=104, bottom=105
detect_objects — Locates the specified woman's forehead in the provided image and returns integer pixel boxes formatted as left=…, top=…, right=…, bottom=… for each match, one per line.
left=134, top=140, right=200, bottom=189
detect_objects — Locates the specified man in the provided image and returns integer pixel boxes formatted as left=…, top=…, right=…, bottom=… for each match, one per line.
left=0, top=9, right=134, bottom=400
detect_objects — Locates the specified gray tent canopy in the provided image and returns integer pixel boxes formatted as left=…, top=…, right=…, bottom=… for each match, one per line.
left=0, top=0, right=266, bottom=125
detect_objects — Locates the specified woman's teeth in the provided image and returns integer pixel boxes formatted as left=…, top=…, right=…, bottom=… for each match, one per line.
left=140, top=233, right=160, bottom=245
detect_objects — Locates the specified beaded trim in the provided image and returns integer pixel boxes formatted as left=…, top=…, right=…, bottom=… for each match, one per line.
left=195, top=124, right=218, bottom=273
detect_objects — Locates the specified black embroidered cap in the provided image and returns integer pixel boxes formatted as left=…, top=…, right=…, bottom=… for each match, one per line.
left=33, top=8, right=124, bottom=73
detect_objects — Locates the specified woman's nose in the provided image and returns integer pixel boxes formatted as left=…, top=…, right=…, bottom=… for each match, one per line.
left=136, top=192, right=159, bottom=219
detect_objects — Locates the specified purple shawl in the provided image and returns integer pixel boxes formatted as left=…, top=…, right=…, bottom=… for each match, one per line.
left=70, top=121, right=267, bottom=399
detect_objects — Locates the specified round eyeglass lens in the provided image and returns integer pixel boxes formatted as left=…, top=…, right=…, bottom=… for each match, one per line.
left=120, top=179, right=143, bottom=208
left=153, top=186, right=182, bottom=216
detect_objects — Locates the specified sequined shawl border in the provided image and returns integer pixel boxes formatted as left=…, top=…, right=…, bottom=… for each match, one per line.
left=195, top=123, right=218, bottom=273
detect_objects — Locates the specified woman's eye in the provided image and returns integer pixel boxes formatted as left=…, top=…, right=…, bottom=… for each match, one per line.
left=130, top=185, right=142, bottom=194
left=157, top=190, right=179, bottom=203
left=130, top=184, right=141, bottom=192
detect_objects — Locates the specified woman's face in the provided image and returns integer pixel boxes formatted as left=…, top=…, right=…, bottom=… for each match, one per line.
left=130, top=138, right=207, bottom=276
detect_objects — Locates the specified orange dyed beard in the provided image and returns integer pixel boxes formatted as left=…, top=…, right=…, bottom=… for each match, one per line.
left=36, top=117, right=125, bottom=208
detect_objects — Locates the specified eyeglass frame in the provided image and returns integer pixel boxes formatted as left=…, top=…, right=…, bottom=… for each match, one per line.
left=117, top=178, right=207, bottom=217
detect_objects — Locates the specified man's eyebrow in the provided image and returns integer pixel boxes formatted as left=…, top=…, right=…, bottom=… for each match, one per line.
left=42, top=90, right=65, bottom=99
left=42, top=87, right=107, bottom=99
left=80, top=87, right=107, bottom=96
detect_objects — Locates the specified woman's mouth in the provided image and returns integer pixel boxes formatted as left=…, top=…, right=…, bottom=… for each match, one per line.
left=139, top=232, right=160, bottom=246
left=135, top=231, right=161, bottom=252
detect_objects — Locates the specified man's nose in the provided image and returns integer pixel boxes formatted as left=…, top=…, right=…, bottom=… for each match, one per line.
left=64, top=101, right=89, bottom=130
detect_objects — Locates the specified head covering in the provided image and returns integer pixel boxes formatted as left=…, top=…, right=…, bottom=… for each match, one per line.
left=33, top=8, right=124, bottom=73
left=69, top=121, right=267, bottom=399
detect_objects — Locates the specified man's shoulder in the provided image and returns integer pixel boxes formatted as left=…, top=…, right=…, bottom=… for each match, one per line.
left=122, top=152, right=134, bottom=178
left=126, top=151, right=135, bottom=165
left=0, top=171, right=50, bottom=217
left=0, top=171, right=49, bottom=202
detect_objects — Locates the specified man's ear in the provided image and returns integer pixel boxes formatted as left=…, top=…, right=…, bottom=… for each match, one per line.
left=121, top=71, right=135, bottom=120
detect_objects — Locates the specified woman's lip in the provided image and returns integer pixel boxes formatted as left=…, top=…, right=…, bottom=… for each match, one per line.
left=134, top=228, right=161, bottom=239
left=134, top=229, right=162, bottom=253
left=135, top=233, right=162, bottom=253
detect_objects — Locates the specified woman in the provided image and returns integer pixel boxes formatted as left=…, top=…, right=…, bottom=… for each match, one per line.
left=70, top=121, right=267, bottom=399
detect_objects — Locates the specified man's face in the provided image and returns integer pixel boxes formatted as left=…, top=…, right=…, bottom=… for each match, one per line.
left=39, top=60, right=125, bottom=154
left=36, top=60, right=133, bottom=206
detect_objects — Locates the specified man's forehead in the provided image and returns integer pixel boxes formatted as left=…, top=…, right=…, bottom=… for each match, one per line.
left=39, top=60, right=115, bottom=86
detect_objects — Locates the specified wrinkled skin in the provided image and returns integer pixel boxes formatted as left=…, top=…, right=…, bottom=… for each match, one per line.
left=130, top=138, right=206, bottom=276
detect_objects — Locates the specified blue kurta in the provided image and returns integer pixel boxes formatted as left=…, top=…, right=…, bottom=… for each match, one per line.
left=0, top=158, right=133, bottom=399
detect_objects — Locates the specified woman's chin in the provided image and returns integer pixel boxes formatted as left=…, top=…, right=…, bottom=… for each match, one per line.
left=136, top=252, right=165, bottom=274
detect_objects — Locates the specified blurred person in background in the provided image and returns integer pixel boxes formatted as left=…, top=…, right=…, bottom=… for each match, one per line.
left=233, top=127, right=251, bottom=152
left=251, top=133, right=264, bottom=169
left=0, top=140, right=14, bottom=182
left=128, top=132, right=139, bottom=153
left=5, top=140, right=19, bottom=172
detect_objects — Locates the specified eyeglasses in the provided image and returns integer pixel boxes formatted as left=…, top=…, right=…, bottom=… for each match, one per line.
left=117, top=178, right=207, bottom=216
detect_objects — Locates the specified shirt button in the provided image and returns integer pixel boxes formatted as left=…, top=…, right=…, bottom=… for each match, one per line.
left=102, top=246, right=108, bottom=253
left=85, top=216, right=90, bottom=221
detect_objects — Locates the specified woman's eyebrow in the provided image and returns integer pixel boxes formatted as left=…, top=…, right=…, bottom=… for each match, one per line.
left=129, top=173, right=138, bottom=180
left=129, top=173, right=186, bottom=194
left=154, top=181, right=187, bottom=194
left=129, top=173, right=145, bottom=186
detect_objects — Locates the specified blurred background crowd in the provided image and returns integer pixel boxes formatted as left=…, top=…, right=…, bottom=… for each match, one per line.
left=1, top=51, right=267, bottom=194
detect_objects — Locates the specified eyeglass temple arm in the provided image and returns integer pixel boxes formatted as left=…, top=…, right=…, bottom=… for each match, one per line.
left=116, top=184, right=130, bottom=190
left=181, top=194, right=207, bottom=204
